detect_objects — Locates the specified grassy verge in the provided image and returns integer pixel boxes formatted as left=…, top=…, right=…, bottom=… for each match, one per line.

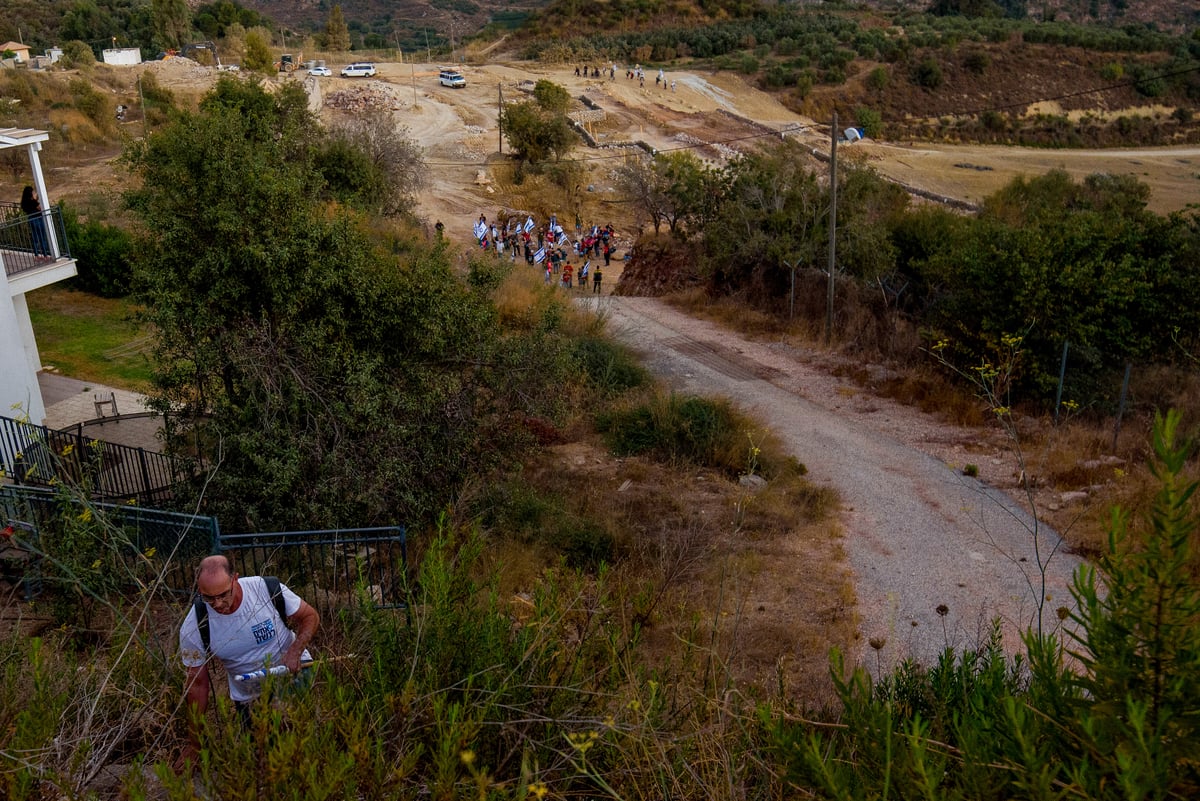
left=26, top=285, right=153, bottom=390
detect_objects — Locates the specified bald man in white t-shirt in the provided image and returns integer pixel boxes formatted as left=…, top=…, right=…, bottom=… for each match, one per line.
left=177, top=554, right=319, bottom=769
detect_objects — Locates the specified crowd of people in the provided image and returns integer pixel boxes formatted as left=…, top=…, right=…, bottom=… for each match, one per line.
left=573, top=63, right=676, bottom=92
left=462, top=211, right=619, bottom=294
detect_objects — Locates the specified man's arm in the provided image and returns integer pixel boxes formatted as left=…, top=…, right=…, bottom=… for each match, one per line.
left=282, top=601, right=319, bottom=673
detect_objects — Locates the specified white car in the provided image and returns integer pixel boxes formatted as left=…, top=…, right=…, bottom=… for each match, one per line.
left=308, top=66, right=332, bottom=77
left=439, top=69, right=466, bottom=88
left=340, top=62, right=377, bottom=77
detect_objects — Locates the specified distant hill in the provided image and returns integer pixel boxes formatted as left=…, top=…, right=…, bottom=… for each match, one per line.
left=236, top=0, right=552, bottom=48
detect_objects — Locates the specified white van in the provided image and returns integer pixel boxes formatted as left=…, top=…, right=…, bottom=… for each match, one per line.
left=340, top=62, right=377, bottom=77
left=439, top=69, right=466, bottom=88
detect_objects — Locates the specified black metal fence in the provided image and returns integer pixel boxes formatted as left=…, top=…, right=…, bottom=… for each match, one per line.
left=0, top=414, right=195, bottom=505
left=218, top=527, right=409, bottom=616
left=0, top=201, right=71, bottom=277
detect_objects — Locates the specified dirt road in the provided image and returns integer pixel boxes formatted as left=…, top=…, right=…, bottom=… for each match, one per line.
left=593, top=295, right=1083, bottom=668
left=360, top=59, right=1199, bottom=231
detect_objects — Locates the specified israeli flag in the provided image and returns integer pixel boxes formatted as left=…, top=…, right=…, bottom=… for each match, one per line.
left=557, top=231, right=569, bottom=246
left=524, top=216, right=534, bottom=233
left=473, top=220, right=486, bottom=239
left=533, top=246, right=546, bottom=263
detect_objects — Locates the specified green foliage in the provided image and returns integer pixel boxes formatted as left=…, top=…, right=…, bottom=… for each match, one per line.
left=59, top=40, right=96, bottom=70
left=500, top=84, right=577, bottom=173
left=61, top=203, right=134, bottom=297
left=698, top=140, right=906, bottom=305
left=866, top=65, right=890, bottom=91
left=597, top=392, right=755, bottom=476
left=572, top=333, right=650, bottom=396
left=772, top=411, right=1200, bottom=799
left=242, top=29, right=273, bottom=73
left=913, top=56, right=944, bottom=88
left=532, top=78, right=571, bottom=113
left=963, top=48, right=991, bottom=73
left=615, top=151, right=719, bottom=236
left=912, top=170, right=1200, bottom=404
left=193, top=0, right=270, bottom=39
left=855, top=106, right=883, bottom=139
left=151, top=0, right=192, bottom=51
left=69, top=76, right=112, bottom=131
left=323, top=3, right=351, bottom=51
left=1061, top=409, right=1200, bottom=796
left=480, top=481, right=617, bottom=569
left=126, top=77, right=574, bottom=530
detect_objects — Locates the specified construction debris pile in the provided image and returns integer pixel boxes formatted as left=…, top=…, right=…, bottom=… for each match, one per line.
left=324, top=83, right=405, bottom=112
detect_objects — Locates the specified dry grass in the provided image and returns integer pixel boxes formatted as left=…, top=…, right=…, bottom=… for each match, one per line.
left=664, top=289, right=788, bottom=339
left=463, top=435, right=852, bottom=706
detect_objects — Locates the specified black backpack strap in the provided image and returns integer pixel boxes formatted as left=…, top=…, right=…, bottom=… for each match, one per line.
left=264, top=576, right=291, bottom=629
left=194, top=577, right=289, bottom=656
left=193, top=597, right=210, bottom=655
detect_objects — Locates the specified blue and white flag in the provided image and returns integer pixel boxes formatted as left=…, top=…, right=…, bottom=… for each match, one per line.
left=533, top=246, right=546, bottom=263
left=557, top=231, right=570, bottom=246
left=523, top=216, right=534, bottom=233
left=473, top=220, right=487, bottom=240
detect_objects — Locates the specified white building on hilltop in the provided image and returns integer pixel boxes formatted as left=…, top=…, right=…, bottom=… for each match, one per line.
left=1, top=127, right=78, bottom=426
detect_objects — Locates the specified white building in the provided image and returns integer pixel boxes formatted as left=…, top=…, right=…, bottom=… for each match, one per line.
left=1, top=127, right=78, bottom=427
left=102, top=48, right=141, bottom=66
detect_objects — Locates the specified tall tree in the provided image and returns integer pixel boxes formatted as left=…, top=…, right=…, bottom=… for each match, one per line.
left=151, top=0, right=192, bottom=50
left=242, top=29, right=274, bottom=73
left=500, top=80, right=576, bottom=176
left=323, top=4, right=350, bottom=52
left=125, top=78, right=565, bottom=531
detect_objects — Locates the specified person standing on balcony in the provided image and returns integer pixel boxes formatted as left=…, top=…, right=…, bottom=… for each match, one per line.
left=21, top=185, right=50, bottom=259
left=176, top=555, right=319, bottom=770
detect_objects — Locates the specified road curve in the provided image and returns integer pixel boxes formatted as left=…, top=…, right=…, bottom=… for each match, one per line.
left=593, top=295, right=1082, bottom=670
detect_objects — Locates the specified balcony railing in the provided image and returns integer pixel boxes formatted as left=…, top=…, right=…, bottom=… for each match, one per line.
left=0, top=201, right=72, bottom=279
left=0, top=414, right=197, bottom=506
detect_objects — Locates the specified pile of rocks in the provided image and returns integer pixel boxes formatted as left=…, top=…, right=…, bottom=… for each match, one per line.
left=325, top=83, right=403, bottom=112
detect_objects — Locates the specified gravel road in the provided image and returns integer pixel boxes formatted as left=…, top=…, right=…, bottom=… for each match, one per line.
left=593, top=295, right=1083, bottom=670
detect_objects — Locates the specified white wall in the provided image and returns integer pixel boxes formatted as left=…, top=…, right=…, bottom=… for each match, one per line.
left=0, top=288, right=45, bottom=425
left=102, top=48, right=142, bottom=66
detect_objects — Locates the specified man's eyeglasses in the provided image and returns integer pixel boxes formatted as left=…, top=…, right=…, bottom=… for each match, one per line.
left=200, top=581, right=235, bottom=605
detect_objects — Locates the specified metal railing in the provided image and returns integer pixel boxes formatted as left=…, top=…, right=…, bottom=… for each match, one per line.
left=0, top=201, right=72, bottom=278
left=0, top=414, right=196, bottom=505
left=219, top=527, right=409, bottom=616
left=0, top=485, right=220, bottom=599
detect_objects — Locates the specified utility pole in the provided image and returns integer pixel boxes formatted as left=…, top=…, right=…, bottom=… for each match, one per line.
left=826, top=110, right=838, bottom=345
left=498, top=82, right=504, bottom=154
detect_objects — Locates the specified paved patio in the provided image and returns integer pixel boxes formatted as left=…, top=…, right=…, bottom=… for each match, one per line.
left=38, top=372, right=164, bottom=453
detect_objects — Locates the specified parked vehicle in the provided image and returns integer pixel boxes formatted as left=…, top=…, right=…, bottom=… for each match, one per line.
left=341, top=62, right=377, bottom=77
left=439, top=69, right=466, bottom=88
left=308, top=66, right=332, bottom=77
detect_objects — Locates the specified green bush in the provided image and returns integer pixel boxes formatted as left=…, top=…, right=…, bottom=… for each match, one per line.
left=572, top=334, right=649, bottom=396
left=61, top=204, right=134, bottom=297
left=773, top=411, right=1200, bottom=800
left=963, top=49, right=991, bottom=73
left=855, top=107, right=883, bottom=139
left=59, top=40, right=95, bottom=71
left=866, top=65, right=890, bottom=91
left=69, top=77, right=112, bottom=131
left=597, top=392, right=749, bottom=475
left=913, top=57, right=944, bottom=89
